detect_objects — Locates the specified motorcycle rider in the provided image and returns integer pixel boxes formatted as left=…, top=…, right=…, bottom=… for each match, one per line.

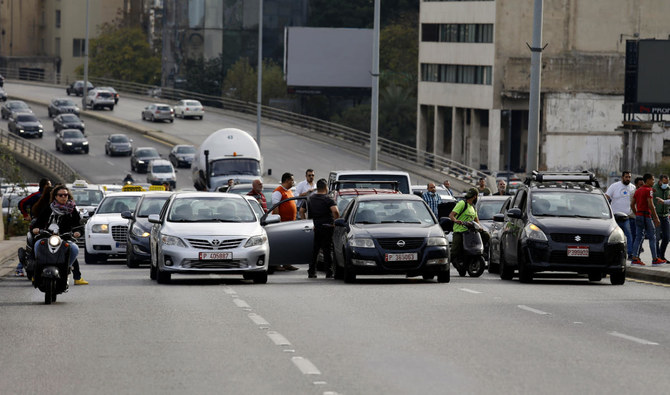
left=448, top=188, right=490, bottom=265
left=123, top=173, right=135, bottom=184
left=31, top=185, right=83, bottom=279
left=15, top=178, right=51, bottom=276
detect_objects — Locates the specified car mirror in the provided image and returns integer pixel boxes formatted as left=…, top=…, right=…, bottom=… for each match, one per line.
left=614, top=212, right=629, bottom=223
left=121, top=210, right=133, bottom=220
left=174, top=169, right=178, bottom=173
left=88, top=209, right=96, bottom=217
left=493, top=213, right=505, bottom=222
left=334, top=218, right=347, bottom=227
left=507, top=208, right=522, bottom=219
left=148, top=214, right=161, bottom=224
left=439, top=217, right=451, bottom=231
left=261, top=214, right=281, bottom=225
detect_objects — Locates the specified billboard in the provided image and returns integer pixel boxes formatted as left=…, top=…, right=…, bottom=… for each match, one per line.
left=623, top=39, right=670, bottom=118
left=284, top=27, right=373, bottom=94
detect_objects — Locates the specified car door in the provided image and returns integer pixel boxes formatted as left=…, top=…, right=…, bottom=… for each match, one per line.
left=262, top=196, right=313, bottom=266
left=502, top=189, right=527, bottom=264
left=489, top=197, right=511, bottom=264
left=332, top=198, right=355, bottom=265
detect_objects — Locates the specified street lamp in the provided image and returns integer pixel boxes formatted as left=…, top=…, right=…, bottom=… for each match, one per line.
left=82, top=0, right=90, bottom=109
left=369, top=0, right=380, bottom=170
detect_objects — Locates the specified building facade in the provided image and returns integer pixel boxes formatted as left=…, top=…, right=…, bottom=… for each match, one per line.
left=417, top=0, right=670, bottom=174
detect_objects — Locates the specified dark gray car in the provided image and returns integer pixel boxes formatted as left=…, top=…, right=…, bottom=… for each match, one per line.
left=105, top=134, right=133, bottom=156
left=1, top=100, right=32, bottom=119
left=53, top=113, right=85, bottom=133
left=8, top=112, right=43, bottom=138
left=130, top=147, right=161, bottom=173
left=55, top=129, right=89, bottom=154
left=48, top=98, right=80, bottom=117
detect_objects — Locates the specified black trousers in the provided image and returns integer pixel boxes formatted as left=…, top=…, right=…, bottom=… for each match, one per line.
left=72, top=259, right=82, bottom=280
left=311, top=225, right=334, bottom=274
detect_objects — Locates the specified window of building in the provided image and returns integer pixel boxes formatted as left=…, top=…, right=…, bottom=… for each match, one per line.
left=73, top=39, right=86, bottom=57
left=421, top=63, right=492, bottom=85
left=55, top=10, right=61, bottom=28
left=422, top=24, right=439, bottom=42
left=55, top=37, right=61, bottom=57
left=422, top=23, right=493, bottom=43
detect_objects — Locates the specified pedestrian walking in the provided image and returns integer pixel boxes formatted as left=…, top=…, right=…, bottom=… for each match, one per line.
left=271, top=172, right=299, bottom=271
left=630, top=173, right=664, bottom=266
left=605, top=171, right=636, bottom=259
left=299, top=179, right=339, bottom=278
left=421, top=183, right=442, bottom=217
left=653, top=174, right=670, bottom=262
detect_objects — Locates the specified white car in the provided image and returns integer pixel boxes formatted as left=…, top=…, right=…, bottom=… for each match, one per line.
left=173, top=99, right=204, bottom=120
left=85, top=192, right=144, bottom=263
left=146, top=159, right=177, bottom=189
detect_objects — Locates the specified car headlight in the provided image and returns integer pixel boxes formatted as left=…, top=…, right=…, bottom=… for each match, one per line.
left=523, top=223, right=548, bottom=242
left=131, top=225, right=150, bottom=238
left=244, top=234, right=267, bottom=248
left=91, top=224, right=109, bottom=233
left=427, top=236, right=447, bottom=246
left=19, top=129, right=24, bottom=133
left=38, top=129, right=43, bottom=133
left=160, top=234, right=187, bottom=247
left=608, top=227, right=625, bottom=244
left=350, top=238, right=375, bottom=248
left=138, top=160, right=145, bottom=164
left=66, top=142, right=73, bottom=145
left=83, top=141, right=89, bottom=145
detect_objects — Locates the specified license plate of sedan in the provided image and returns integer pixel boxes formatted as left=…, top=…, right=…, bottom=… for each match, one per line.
left=199, top=252, right=232, bottom=260
left=385, top=253, right=417, bottom=262
left=567, top=246, right=589, bottom=257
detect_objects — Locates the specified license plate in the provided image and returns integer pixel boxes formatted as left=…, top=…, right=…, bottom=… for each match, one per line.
left=116, top=242, right=126, bottom=249
left=567, top=246, right=589, bottom=257
left=199, top=252, right=232, bottom=260
left=385, top=253, right=418, bottom=262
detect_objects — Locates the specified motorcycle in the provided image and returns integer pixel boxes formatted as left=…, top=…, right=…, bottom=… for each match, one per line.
left=447, top=220, right=487, bottom=278
left=32, top=223, right=79, bottom=304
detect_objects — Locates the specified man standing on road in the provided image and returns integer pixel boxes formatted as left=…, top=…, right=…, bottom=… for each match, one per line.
left=295, top=169, right=316, bottom=217
left=422, top=183, right=442, bottom=217
left=18, top=178, right=51, bottom=220
left=442, top=180, right=454, bottom=197
left=606, top=171, right=636, bottom=259
left=272, top=172, right=298, bottom=271
left=630, top=173, right=664, bottom=266
left=495, top=180, right=507, bottom=196
left=247, top=179, right=267, bottom=212
left=477, top=177, right=491, bottom=196
left=300, top=179, right=339, bottom=279
left=653, top=174, right=670, bottom=262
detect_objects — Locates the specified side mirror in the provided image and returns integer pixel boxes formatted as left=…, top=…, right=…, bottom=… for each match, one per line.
left=493, top=213, right=505, bottom=222
left=88, top=209, right=96, bottom=217
left=614, top=212, right=630, bottom=223
left=507, top=208, right=522, bottom=219
left=121, top=210, right=133, bottom=220
left=261, top=213, right=281, bottom=225
left=148, top=214, right=160, bottom=224
left=439, top=217, right=452, bottom=231
left=334, top=218, right=347, bottom=227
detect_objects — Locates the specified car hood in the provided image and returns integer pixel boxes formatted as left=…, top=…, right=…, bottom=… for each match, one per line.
left=64, top=122, right=83, bottom=127
left=352, top=223, right=443, bottom=238
left=160, top=221, right=262, bottom=237
left=87, top=213, right=129, bottom=226
left=532, top=216, right=615, bottom=235
left=151, top=172, right=175, bottom=178
left=17, top=121, right=42, bottom=128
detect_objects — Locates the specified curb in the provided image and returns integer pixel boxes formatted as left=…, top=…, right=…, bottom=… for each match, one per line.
left=626, top=266, right=670, bottom=284
left=0, top=238, right=28, bottom=278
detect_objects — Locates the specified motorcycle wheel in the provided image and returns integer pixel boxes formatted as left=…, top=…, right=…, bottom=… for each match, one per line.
left=44, top=280, right=55, bottom=304
left=467, top=256, right=486, bottom=278
left=453, top=261, right=467, bottom=277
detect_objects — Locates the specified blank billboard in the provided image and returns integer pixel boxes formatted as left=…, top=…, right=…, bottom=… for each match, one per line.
left=284, top=27, right=373, bottom=89
left=637, top=40, right=670, bottom=104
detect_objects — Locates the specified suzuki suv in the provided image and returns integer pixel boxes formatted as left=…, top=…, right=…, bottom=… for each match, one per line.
left=496, top=171, right=628, bottom=285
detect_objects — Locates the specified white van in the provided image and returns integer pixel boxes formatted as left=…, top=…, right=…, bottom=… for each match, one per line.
left=327, top=170, right=413, bottom=195
left=146, top=159, right=177, bottom=189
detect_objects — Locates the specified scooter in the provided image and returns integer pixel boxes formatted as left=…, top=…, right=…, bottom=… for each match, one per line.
left=448, top=220, right=486, bottom=278
left=32, top=223, right=77, bottom=304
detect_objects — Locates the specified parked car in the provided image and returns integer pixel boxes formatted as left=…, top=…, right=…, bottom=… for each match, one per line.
left=122, top=191, right=172, bottom=268
left=496, top=171, right=627, bottom=285
left=0, top=87, right=7, bottom=101
left=332, top=194, right=450, bottom=283
left=227, top=183, right=279, bottom=205
left=105, top=133, right=133, bottom=156
left=168, top=144, right=196, bottom=168
left=146, top=159, right=177, bottom=189
left=48, top=98, right=80, bottom=117
left=130, top=147, right=161, bottom=173
left=411, top=184, right=455, bottom=202
left=173, top=99, right=204, bottom=119
left=84, top=192, right=144, bottom=264
left=66, top=80, right=94, bottom=96
left=148, top=192, right=275, bottom=284
left=55, top=129, right=89, bottom=154
left=8, top=112, right=43, bottom=138
left=331, top=183, right=402, bottom=213
left=1, top=100, right=32, bottom=119
left=488, top=196, right=512, bottom=273
left=68, top=179, right=106, bottom=248
left=85, top=88, right=115, bottom=110
left=141, top=103, right=174, bottom=123
left=95, top=86, right=119, bottom=103
left=53, top=113, right=85, bottom=134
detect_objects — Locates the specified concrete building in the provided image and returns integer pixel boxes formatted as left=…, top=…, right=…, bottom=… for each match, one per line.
left=0, top=0, right=128, bottom=83
left=417, top=0, right=670, bottom=175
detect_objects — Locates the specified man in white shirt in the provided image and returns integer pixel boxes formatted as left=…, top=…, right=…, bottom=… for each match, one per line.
left=294, top=169, right=316, bottom=214
left=605, top=171, right=636, bottom=258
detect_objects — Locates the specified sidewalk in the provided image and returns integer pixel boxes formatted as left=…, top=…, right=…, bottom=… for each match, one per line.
left=0, top=237, right=28, bottom=278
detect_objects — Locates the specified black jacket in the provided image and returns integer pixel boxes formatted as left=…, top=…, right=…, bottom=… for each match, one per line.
left=31, top=204, right=81, bottom=235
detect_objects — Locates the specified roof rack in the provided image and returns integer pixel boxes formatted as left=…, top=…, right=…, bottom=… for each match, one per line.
left=525, top=170, right=600, bottom=188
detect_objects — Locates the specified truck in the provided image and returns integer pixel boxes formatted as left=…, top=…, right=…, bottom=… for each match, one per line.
left=192, top=128, right=263, bottom=191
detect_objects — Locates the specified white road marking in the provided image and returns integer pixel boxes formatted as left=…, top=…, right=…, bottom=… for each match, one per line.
left=233, top=299, right=250, bottom=308
left=459, top=288, right=482, bottom=294
left=608, top=331, right=659, bottom=345
left=266, top=331, right=291, bottom=346
left=291, top=357, right=321, bottom=375
left=517, top=305, right=550, bottom=315
left=282, top=349, right=296, bottom=353
left=248, top=313, right=270, bottom=326
left=313, top=381, right=327, bottom=385
left=222, top=287, right=236, bottom=295
left=106, top=160, right=114, bottom=166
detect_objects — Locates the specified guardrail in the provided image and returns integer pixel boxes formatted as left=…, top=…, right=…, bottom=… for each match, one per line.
left=0, top=128, right=78, bottom=183
left=1, top=69, right=489, bottom=185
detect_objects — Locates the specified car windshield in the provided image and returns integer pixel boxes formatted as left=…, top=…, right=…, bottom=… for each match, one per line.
left=17, top=115, right=37, bottom=122
left=152, top=165, right=173, bottom=173
left=210, top=158, right=261, bottom=177
left=168, top=196, right=256, bottom=223
left=137, top=149, right=159, bottom=158
left=10, top=102, right=29, bottom=110
left=71, top=190, right=104, bottom=206
left=477, top=200, right=507, bottom=220
left=97, top=196, right=141, bottom=214
left=137, top=196, right=169, bottom=217
left=354, top=200, right=435, bottom=224
left=111, top=135, right=129, bottom=143
left=63, top=130, right=83, bottom=139
left=531, top=191, right=611, bottom=219
left=61, top=114, right=79, bottom=122
left=176, top=145, right=195, bottom=154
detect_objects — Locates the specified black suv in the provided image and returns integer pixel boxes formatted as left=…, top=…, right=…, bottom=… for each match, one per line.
left=495, top=171, right=627, bottom=285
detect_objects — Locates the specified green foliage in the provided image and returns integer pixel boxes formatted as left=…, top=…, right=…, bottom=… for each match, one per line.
left=380, top=15, right=418, bottom=89
left=379, top=84, right=416, bottom=146
left=332, top=104, right=371, bottom=133
left=183, top=56, right=224, bottom=96
left=0, top=145, right=23, bottom=185
left=222, top=58, right=288, bottom=105
left=75, top=25, right=161, bottom=85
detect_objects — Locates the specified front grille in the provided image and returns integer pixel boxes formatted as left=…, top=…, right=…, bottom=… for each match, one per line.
left=549, top=251, right=606, bottom=264
left=377, top=237, right=424, bottom=250
left=186, top=238, right=243, bottom=250
left=382, top=261, right=421, bottom=270
left=182, top=260, right=247, bottom=269
left=550, top=233, right=605, bottom=244
left=111, top=225, right=128, bottom=242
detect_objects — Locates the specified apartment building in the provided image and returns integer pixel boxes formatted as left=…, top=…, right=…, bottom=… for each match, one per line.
left=417, top=0, right=670, bottom=174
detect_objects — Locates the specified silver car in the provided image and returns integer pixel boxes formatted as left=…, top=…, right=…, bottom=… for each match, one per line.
left=141, top=103, right=174, bottom=123
left=148, top=192, right=275, bottom=284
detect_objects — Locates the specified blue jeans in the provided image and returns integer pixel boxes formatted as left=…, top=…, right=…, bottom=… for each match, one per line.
left=656, top=216, right=670, bottom=259
left=633, top=216, right=657, bottom=260
left=34, top=242, right=79, bottom=267
left=617, top=217, right=634, bottom=256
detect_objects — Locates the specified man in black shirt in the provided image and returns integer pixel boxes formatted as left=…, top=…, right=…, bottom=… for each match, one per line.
left=300, top=178, right=340, bottom=278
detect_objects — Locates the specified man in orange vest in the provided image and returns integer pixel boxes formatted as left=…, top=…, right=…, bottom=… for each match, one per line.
left=271, top=172, right=299, bottom=271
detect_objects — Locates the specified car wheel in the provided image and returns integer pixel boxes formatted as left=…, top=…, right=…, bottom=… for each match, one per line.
left=518, top=248, right=533, bottom=283
left=499, top=250, right=514, bottom=280
left=55, top=142, right=60, bottom=152
left=610, top=267, right=626, bottom=285
left=252, top=272, right=268, bottom=284
left=422, top=274, right=434, bottom=280
left=169, top=118, right=174, bottom=123
left=199, top=115, right=203, bottom=120
left=343, top=256, right=356, bottom=283
left=150, top=114, right=155, bottom=122
left=333, top=248, right=345, bottom=279
left=109, top=105, right=114, bottom=111
left=149, top=249, right=157, bottom=280
left=84, top=147, right=89, bottom=154
left=156, top=265, right=171, bottom=284
left=437, top=270, right=450, bottom=283
left=467, top=256, right=486, bottom=277
left=126, top=246, right=139, bottom=268
left=105, top=147, right=109, bottom=155
left=588, top=272, right=602, bottom=282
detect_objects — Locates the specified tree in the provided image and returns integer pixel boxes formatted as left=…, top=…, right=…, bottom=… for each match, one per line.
left=182, top=56, right=225, bottom=96
left=223, top=58, right=288, bottom=105
left=75, top=25, right=161, bottom=85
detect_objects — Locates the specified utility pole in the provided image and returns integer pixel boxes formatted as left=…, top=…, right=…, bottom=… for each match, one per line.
left=369, top=0, right=380, bottom=170
left=526, top=0, right=544, bottom=174
left=82, top=0, right=90, bottom=109
left=256, top=0, right=263, bottom=149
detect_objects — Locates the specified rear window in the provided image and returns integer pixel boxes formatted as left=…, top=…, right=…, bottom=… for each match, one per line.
left=96, top=92, right=112, bottom=98
left=157, top=106, right=171, bottom=111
